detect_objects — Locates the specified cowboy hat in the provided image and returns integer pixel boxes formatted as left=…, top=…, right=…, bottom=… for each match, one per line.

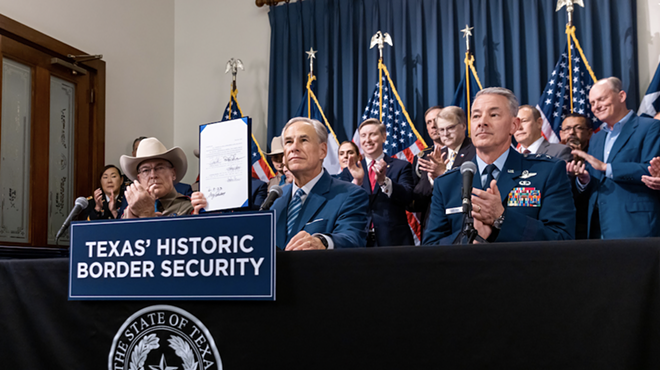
left=265, top=136, right=284, bottom=156
left=120, top=137, right=187, bottom=184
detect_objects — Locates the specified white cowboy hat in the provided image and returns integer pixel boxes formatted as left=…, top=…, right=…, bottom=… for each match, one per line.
left=266, top=136, right=284, bottom=155
left=120, top=137, right=187, bottom=184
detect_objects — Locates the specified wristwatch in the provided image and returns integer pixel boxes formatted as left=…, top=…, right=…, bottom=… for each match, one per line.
left=487, top=213, right=505, bottom=243
left=492, top=213, right=505, bottom=229
left=314, top=235, right=329, bottom=249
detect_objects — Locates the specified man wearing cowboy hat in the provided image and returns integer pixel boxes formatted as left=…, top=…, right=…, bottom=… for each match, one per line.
left=120, top=137, right=205, bottom=218
left=266, top=136, right=286, bottom=191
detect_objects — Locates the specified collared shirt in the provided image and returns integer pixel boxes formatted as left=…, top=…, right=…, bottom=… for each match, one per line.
left=602, top=109, right=634, bottom=178
left=576, top=110, right=634, bottom=191
left=521, top=136, right=544, bottom=154
left=476, top=149, right=510, bottom=188
left=156, top=188, right=194, bottom=216
left=364, top=153, right=394, bottom=197
left=290, top=169, right=334, bottom=250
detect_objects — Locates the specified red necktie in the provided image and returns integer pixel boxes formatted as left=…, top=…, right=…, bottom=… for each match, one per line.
left=369, top=161, right=377, bottom=193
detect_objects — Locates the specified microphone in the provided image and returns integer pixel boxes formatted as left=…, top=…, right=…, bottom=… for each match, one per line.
left=55, top=196, right=89, bottom=244
left=259, top=185, right=283, bottom=211
left=460, top=162, right=477, bottom=214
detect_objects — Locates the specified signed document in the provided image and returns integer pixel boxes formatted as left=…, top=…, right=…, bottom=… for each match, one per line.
left=199, top=117, right=251, bottom=211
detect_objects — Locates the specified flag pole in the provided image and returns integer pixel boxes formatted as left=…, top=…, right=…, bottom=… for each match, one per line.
left=461, top=25, right=475, bottom=136
left=370, top=31, right=393, bottom=122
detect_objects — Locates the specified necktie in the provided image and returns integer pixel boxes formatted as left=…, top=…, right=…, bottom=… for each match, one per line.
left=368, top=161, right=377, bottom=192
left=279, top=174, right=287, bottom=186
left=155, top=199, right=163, bottom=213
left=446, top=150, right=458, bottom=169
left=483, top=164, right=497, bottom=189
left=522, top=148, right=531, bottom=154
left=287, top=188, right=305, bottom=239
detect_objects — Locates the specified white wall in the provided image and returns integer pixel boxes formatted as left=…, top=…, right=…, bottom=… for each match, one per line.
left=0, top=0, right=175, bottom=172
left=174, top=0, right=271, bottom=183
left=637, top=0, right=660, bottom=98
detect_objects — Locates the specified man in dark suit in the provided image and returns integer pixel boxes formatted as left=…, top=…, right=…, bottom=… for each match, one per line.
left=340, top=118, right=414, bottom=247
left=409, top=106, right=475, bottom=236
left=560, top=113, right=592, bottom=152
left=271, top=117, right=369, bottom=250
left=515, top=105, right=573, bottom=161
left=559, top=113, right=592, bottom=239
left=413, top=106, right=444, bottom=182
left=568, top=77, right=660, bottom=239
left=423, top=87, right=576, bottom=245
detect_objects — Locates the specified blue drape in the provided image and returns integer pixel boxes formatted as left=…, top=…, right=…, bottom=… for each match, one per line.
left=267, top=0, right=637, bottom=150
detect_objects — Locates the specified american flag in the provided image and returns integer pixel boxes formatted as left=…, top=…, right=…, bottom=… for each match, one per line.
left=356, top=75, right=426, bottom=161
left=354, top=71, right=426, bottom=245
left=638, top=61, right=660, bottom=118
left=537, top=43, right=601, bottom=142
left=295, top=78, right=341, bottom=174
left=222, top=91, right=275, bottom=182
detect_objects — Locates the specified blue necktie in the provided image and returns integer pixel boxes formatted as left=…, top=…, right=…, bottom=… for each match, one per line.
left=279, top=175, right=287, bottom=186
left=287, top=188, right=305, bottom=239
left=483, top=164, right=497, bottom=189
left=154, top=199, right=162, bottom=213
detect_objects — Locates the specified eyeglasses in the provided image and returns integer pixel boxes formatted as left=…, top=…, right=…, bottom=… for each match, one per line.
left=560, top=125, right=588, bottom=133
left=137, top=165, right=172, bottom=177
left=437, top=124, right=459, bottom=135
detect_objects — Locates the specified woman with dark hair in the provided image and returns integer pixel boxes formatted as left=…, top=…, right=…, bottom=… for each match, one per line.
left=83, top=165, right=126, bottom=220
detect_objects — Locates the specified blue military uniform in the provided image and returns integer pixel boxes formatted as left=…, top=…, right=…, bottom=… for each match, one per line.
left=423, top=148, right=576, bottom=245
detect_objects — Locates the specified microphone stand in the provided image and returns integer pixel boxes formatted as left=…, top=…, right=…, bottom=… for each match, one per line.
left=453, top=201, right=488, bottom=245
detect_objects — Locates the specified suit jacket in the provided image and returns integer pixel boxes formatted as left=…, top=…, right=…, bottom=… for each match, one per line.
left=251, top=178, right=268, bottom=210
left=272, top=170, right=369, bottom=249
left=537, top=139, right=573, bottom=162
left=582, top=112, right=660, bottom=238
left=340, top=155, right=414, bottom=246
left=409, top=138, right=475, bottom=236
left=423, top=148, right=576, bottom=245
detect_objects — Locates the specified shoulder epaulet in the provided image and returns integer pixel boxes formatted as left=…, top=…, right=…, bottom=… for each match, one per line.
left=523, top=153, right=555, bottom=161
left=417, top=147, right=434, bottom=157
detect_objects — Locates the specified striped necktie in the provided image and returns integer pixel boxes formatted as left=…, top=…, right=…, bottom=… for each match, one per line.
left=287, top=188, right=305, bottom=239
left=446, top=150, right=458, bottom=170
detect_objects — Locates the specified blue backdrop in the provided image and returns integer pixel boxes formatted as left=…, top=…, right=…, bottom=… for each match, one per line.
left=267, top=0, right=637, bottom=149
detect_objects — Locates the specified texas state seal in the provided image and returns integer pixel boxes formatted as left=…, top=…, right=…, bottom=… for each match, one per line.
left=108, top=305, right=223, bottom=370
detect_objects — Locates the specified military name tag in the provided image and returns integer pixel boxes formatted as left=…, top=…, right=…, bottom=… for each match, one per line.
left=445, top=206, right=463, bottom=215
left=507, top=187, right=541, bottom=207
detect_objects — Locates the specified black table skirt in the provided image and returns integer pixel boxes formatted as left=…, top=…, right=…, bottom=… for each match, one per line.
left=1, top=239, right=660, bottom=369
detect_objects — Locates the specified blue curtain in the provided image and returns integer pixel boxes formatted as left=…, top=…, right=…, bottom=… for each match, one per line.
left=267, top=0, right=637, bottom=149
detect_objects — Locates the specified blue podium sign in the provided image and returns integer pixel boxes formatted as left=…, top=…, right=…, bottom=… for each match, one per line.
left=69, top=211, right=275, bottom=301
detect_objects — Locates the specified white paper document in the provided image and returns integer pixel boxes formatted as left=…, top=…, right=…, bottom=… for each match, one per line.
left=199, top=117, right=250, bottom=211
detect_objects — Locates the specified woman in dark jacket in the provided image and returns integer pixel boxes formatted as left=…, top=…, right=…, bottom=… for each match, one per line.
left=83, top=165, right=126, bottom=220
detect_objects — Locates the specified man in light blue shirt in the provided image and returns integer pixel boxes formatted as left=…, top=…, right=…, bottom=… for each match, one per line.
left=568, top=77, right=660, bottom=238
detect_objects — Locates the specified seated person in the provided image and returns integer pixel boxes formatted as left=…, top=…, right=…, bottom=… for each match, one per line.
left=82, top=165, right=126, bottom=220
left=270, top=117, right=369, bottom=250
left=130, top=135, right=193, bottom=196
left=423, top=87, right=575, bottom=245
left=120, top=137, right=204, bottom=217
